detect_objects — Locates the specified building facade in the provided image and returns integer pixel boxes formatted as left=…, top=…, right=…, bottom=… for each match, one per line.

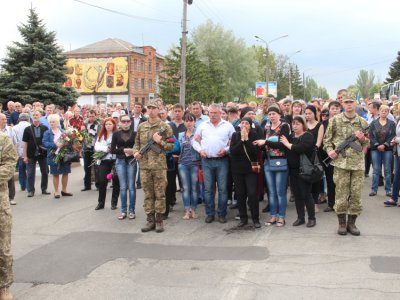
left=64, top=38, right=164, bottom=107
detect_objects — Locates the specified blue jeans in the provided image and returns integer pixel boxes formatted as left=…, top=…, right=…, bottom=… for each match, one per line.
left=371, top=150, right=392, bottom=193
left=201, top=157, right=229, bottom=217
left=178, top=164, right=199, bottom=209
left=115, top=158, right=137, bottom=213
left=18, top=158, right=27, bottom=190
left=392, top=155, right=400, bottom=202
left=264, top=161, right=289, bottom=218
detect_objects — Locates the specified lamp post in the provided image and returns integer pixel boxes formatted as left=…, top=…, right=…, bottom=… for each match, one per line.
left=255, top=34, right=288, bottom=94
left=287, top=50, right=301, bottom=99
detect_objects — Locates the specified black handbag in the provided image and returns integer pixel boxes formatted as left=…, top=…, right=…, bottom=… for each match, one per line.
left=63, top=151, right=80, bottom=163
left=299, top=150, right=324, bottom=183
left=30, top=126, right=47, bottom=158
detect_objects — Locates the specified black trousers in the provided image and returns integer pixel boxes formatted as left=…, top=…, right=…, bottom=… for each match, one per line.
left=365, top=148, right=371, bottom=175
left=290, top=169, right=315, bottom=221
left=83, top=150, right=98, bottom=189
left=165, top=169, right=176, bottom=216
left=232, top=172, right=259, bottom=222
left=97, top=160, right=120, bottom=207
left=324, top=164, right=335, bottom=208
left=27, top=157, right=48, bottom=193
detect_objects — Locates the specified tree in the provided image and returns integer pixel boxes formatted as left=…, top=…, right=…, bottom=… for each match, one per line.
left=191, top=20, right=257, bottom=101
left=304, top=77, right=329, bottom=101
left=356, top=69, right=375, bottom=99
left=385, top=51, right=400, bottom=84
left=0, top=9, right=78, bottom=107
left=159, top=42, right=219, bottom=104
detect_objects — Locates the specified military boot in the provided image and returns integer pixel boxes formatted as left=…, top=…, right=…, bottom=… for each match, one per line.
left=155, top=213, right=164, bottom=233
left=0, top=287, right=13, bottom=300
left=337, top=214, right=347, bottom=236
left=141, top=214, right=155, bottom=232
left=347, top=215, right=360, bottom=236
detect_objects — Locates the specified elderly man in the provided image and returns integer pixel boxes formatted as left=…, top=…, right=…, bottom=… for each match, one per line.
left=0, top=130, right=18, bottom=300
left=13, top=113, right=31, bottom=192
left=40, top=104, right=55, bottom=129
left=4, top=101, right=15, bottom=126
left=191, top=101, right=209, bottom=128
left=0, top=113, right=18, bottom=206
left=10, top=102, right=23, bottom=126
left=193, top=104, right=235, bottom=223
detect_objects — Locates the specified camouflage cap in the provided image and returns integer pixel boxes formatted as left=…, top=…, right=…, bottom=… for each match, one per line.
left=147, top=99, right=160, bottom=108
left=343, top=92, right=356, bottom=102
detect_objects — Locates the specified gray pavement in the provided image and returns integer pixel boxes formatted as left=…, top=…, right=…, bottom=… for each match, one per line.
left=9, top=165, right=400, bottom=299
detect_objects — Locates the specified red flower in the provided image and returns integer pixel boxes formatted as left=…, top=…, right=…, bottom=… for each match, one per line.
left=168, top=138, right=174, bottom=143
left=71, top=134, right=76, bottom=139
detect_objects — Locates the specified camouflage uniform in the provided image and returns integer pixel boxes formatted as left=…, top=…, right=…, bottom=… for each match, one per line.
left=324, top=111, right=369, bottom=236
left=323, top=113, right=369, bottom=215
left=133, top=120, right=174, bottom=216
left=0, top=133, right=18, bottom=289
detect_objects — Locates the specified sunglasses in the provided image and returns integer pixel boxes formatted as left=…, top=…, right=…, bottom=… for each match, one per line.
left=120, top=120, right=131, bottom=123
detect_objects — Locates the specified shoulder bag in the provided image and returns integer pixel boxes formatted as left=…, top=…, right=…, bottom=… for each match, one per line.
left=243, top=143, right=261, bottom=174
left=299, top=149, right=324, bottom=183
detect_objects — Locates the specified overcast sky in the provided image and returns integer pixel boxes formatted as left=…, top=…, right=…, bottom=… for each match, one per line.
left=1, top=0, right=399, bottom=98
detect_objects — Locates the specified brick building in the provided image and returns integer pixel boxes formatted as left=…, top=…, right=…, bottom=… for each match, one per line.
left=64, top=38, right=164, bottom=107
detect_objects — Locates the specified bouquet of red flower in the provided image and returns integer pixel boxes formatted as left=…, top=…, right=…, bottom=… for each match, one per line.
left=53, top=128, right=84, bottom=164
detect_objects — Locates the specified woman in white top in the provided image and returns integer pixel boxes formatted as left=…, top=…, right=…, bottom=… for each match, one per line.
left=94, top=117, right=120, bottom=210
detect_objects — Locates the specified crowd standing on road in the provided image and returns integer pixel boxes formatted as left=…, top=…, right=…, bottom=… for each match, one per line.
left=3, top=91, right=400, bottom=298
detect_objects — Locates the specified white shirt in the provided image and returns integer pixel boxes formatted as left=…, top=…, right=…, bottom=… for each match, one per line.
left=192, top=119, right=235, bottom=158
left=13, top=121, right=30, bottom=157
left=133, top=114, right=144, bottom=132
left=94, top=134, right=115, bottom=160
left=1, top=125, right=18, bottom=145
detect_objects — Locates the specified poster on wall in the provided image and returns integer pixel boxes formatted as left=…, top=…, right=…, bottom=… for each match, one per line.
left=64, top=57, right=129, bottom=93
left=267, top=81, right=277, bottom=98
left=255, top=82, right=267, bottom=98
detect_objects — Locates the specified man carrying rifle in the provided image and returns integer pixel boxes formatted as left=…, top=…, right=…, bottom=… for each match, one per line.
left=323, top=94, right=369, bottom=236
left=132, top=99, right=174, bottom=233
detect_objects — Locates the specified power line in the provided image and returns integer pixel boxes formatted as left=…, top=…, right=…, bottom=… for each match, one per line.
left=71, top=0, right=179, bottom=24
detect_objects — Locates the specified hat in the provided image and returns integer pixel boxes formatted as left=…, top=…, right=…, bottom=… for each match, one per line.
left=111, top=111, right=120, bottom=118
left=240, top=106, right=254, bottom=119
left=343, top=92, right=356, bottom=102
left=147, top=99, right=159, bottom=108
left=267, top=106, right=281, bottom=115
left=240, top=117, right=253, bottom=127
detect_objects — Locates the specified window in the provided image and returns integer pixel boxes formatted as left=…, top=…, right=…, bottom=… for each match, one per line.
left=148, top=79, right=153, bottom=89
left=133, top=59, right=138, bottom=71
left=142, top=97, right=145, bottom=104
left=141, top=60, right=145, bottom=72
left=148, top=62, right=152, bottom=73
left=156, top=63, right=159, bottom=73
left=141, top=78, right=145, bottom=89
left=135, top=97, right=139, bottom=102
left=134, top=79, right=139, bottom=90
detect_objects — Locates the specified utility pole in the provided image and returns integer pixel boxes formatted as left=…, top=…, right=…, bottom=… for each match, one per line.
left=179, top=0, right=192, bottom=109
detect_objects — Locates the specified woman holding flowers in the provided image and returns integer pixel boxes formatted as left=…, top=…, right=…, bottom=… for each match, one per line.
left=42, top=114, right=73, bottom=198
left=94, top=117, right=120, bottom=210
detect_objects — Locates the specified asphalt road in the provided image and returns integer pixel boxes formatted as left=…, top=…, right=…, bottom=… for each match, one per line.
left=9, top=165, right=400, bottom=299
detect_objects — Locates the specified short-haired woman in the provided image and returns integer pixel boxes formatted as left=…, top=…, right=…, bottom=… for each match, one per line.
left=42, top=114, right=72, bottom=198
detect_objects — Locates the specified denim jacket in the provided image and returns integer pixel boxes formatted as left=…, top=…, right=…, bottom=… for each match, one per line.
left=178, top=131, right=200, bottom=163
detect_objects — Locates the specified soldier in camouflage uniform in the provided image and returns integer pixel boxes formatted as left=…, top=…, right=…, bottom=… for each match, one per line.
left=323, top=95, right=369, bottom=236
left=132, top=99, right=174, bottom=233
left=0, top=132, right=18, bottom=300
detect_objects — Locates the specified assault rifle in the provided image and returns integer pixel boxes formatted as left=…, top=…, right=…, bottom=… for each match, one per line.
left=129, top=127, right=167, bottom=165
left=322, top=126, right=369, bottom=167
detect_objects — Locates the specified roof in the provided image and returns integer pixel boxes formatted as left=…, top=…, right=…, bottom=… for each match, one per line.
left=65, top=38, right=145, bottom=55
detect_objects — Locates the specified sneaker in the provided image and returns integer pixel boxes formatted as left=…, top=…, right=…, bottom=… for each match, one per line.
left=10, top=200, right=16, bottom=205
left=227, top=199, right=232, bottom=205
left=128, top=212, right=136, bottom=219
left=235, top=214, right=240, bottom=220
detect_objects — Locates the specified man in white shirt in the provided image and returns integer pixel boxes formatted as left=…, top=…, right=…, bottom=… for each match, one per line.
left=12, top=113, right=31, bottom=192
left=193, top=104, right=235, bottom=223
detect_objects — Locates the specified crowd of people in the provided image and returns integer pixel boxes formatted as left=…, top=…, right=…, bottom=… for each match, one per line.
left=1, top=90, right=400, bottom=236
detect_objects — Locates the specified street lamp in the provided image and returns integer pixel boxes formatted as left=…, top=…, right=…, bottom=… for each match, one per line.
left=255, top=34, right=288, bottom=94
left=288, top=50, right=301, bottom=99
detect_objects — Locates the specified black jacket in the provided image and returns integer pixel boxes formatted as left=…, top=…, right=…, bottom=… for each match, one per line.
left=369, top=118, right=396, bottom=151
left=286, top=132, right=314, bottom=169
left=229, top=129, right=259, bottom=174
left=111, top=129, right=137, bottom=159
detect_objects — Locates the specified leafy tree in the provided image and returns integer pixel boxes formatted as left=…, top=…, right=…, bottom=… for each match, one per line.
left=304, top=77, right=329, bottom=101
left=0, top=9, right=78, bottom=107
left=385, top=51, right=400, bottom=84
left=356, top=69, right=375, bottom=99
left=159, top=42, right=216, bottom=104
left=191, top=20, right=257, bottom=102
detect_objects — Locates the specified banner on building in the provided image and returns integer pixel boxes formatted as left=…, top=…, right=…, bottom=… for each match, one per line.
left=268, top=81, right=278, bottom=97
left=64, top=57, right=129, bottom=93
left=255, top=82, right=267, bottom=98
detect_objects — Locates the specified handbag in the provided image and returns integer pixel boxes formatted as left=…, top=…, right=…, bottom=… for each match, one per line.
left=243, top=144, right=261, bottom=174
left=63, top=151, right=80, bottom=163
left=299, top=150, right=324, bottom=183
left=267, top=157, right=288, bottom=172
